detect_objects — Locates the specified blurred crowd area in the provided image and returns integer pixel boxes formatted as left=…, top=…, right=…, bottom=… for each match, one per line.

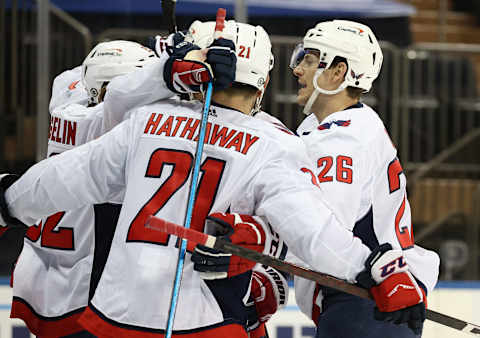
left=1, top=0, right=480, bottom=280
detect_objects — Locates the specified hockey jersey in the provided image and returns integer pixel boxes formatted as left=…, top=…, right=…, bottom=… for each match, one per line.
left=10, top=102, right=113, bottom=337
left=6, top=99, right=372, bottom=336
left=293, top=103, right=440, bottom=322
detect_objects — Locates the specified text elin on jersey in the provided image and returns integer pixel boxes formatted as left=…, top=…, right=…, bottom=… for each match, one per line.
left=143, top=113, right=260, bottom=155
left=48, top=115, right=77, bottom=146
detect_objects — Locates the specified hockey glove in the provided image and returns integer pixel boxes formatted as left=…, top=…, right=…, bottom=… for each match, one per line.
left=145, top=31, right=186, bottom=56
left=145, top=35, right=170, bottom=56
left=356, top=243, right=427, bottom=335
left=251, top=265, right=289, bottom=323
left=206, top=38, right=237, bottom=91
left=192, top=213, right=266, bottom=280
left=248, top=323, right=268, bottom=338
left=163, top=40, right=213, bottom=95
left=0, top=174, right=26, bottom=232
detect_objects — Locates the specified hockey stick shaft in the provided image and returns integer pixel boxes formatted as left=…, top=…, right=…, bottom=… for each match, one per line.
left=147, top=215, right=480, bottom=336
left=165, top=9, right=226, bottom=338
left=161, top=0, right=177, bottom=33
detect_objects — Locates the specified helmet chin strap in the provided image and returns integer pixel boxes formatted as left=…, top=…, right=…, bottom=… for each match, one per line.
left=251, top=78, right=269, bottom=115
left=251, top=89, right=264, bottom=115
left=302, top=68, right=349, bottom=115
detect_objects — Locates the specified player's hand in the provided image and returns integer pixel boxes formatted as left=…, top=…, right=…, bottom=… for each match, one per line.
left=145, top=31, right=186, bottom=56
left=145, top=35, right=170, bottom=56
left=163, top=40, right=213, bottom=94
left=251, top=265, right=289, bottom=323
left=192, top=213, right=266, bottom=280
left=0, top=174, right=26, bottom=230
left=356, top=243, right=426, bottom=335
left=206, top=38, right=236, bottom=91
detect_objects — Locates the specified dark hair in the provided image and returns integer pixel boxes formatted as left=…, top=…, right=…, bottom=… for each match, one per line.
left=329, top=56, right=363, bottom=99
left=220, top=82, right=258, bottom=98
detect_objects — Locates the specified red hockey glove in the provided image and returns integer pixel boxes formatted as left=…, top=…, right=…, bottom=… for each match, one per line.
left=192, top=213, right=266, bottom=280
left=251, top=265, right=289, bottom=323
left=248, top=323, right=268, bottom=338
left=163, top=40, right=213, bottom=94
left=356, top=243, right=427, bottom=335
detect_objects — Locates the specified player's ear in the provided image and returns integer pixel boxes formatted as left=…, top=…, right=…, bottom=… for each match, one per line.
left=332, top=62, right=348, bottom=83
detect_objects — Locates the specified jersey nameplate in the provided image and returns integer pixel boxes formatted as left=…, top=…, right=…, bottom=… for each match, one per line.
left=48, top=116, right=77, bottom=146
left=143, top=113, right=260, bottom=155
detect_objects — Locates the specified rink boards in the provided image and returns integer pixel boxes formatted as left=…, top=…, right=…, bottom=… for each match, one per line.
left=1, top=280, right=479, bottom=338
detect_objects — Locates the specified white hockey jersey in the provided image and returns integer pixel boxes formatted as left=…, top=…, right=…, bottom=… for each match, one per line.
left=294, top=103, right=440, bottom=322
left=48, top=66, right=88, bottom=112
left=5, top=99, right=372, bottom=336
left=10, top=102, right=109, bottom=337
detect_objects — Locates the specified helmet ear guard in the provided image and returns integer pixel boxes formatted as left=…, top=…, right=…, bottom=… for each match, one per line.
left=81, top=40, right=158, bottom=104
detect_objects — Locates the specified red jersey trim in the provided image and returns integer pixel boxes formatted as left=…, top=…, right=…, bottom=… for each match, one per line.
left=10, top=297, right=85, bottom=337
left=79, top=305, right=248, bottom=338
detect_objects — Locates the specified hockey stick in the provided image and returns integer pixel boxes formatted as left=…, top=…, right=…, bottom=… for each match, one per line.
left=147, top=215, right=480, bottom=337
left=161, top=0, right=177, bottom=34
left=164, top=8, right=226, bottom=338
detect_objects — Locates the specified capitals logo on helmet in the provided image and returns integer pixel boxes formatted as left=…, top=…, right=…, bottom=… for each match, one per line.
left=81, top=40, right=157, bottom=104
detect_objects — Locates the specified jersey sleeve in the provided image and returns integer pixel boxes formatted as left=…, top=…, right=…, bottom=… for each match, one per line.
left=5, top=114, right=136, bottom=226
left=371, top=131, right=439, bottom=293
left=102, top=52, right=175, bottom=133
left=252, top=139, right=370, bottom=283
left=49, top=66, right=87, bottom=112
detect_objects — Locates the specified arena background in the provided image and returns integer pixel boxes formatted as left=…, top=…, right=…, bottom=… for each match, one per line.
left=1, top=0, right=480, bottom=336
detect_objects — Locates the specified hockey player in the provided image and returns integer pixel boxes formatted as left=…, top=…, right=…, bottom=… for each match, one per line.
left=10, top=40, right=158, bottom=337
left=101, top=23, right=292, bottom=337
left=289, top=20, right=440, bottom=337
left=100, top=30, right=290, bottom=338
left=40, top=25, right=289, bottom=337
left=1, top=21, right=425, bottom=337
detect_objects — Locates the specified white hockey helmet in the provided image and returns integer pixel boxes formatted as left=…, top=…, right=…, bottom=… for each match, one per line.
left=81, top=40, right=157, bottom=104
left=290, top=20, right=383, bottom=114
left=185, top=20, right=274, bottom=91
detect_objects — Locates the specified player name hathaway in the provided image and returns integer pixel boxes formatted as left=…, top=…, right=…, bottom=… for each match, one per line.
left=48, top=116, right=77, bottom=146
left=143, top=113, right=260, bottom=155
